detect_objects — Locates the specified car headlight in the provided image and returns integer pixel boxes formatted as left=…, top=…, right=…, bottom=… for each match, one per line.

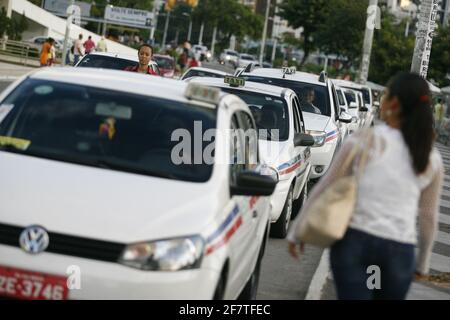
left=306, top=130, right=327, bottom=147
left=226, top=55, right=231, bottom=60
left=119, top=235, right=204, bottom=271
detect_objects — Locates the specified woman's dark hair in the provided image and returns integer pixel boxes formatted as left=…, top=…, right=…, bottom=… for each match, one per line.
left=138, top=44, right=153, bottom=55
left=387, top=72, right=434, bottom=174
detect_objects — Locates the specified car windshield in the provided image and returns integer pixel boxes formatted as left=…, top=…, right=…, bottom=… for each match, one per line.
left=77, top=55, right=137, bottom=70
left=244, top=76, right=331, bottom=116
left=226, top=51, right=238, bottom=56
left=241, top=54, right=255, bottom=60
left=221, top=88, right=289, bottom=141
left=183, top=70, right=225, bottom=80
left=342, top=86, right=371, bottom=105
left=154, top=57, right=173, bottom=69
left=0, top=79, right=216, bottom=182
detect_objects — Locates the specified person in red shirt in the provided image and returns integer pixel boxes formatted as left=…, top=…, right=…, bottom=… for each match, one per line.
left=83, top=36, right=96, bottom=55
left=124, top=44, right=157, bottom=75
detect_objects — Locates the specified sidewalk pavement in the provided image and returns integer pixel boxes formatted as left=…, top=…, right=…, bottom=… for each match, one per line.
left=0, top=60, right=36, bottom=81
left=315, top=142, right=450, bottom=300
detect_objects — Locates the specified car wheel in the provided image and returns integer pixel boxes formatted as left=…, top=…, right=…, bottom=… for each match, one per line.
left=213, top=272, right=227, bottom=300
left=237, top=235, right=265, bottom=300
left=270, top=185, right=293, bottom=239
left=292, top=181, right=308, bottom=220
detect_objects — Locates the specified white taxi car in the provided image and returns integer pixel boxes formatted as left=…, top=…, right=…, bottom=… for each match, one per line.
left=0, top=68, right=277, bottom=300
left=333, top=79, right=373, bottom=127
left=187, top=76, right=314, bottom=238
left=241, top=68, right=352, bottom=180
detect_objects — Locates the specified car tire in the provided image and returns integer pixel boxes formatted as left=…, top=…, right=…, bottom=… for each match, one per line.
left=237, top=233, right=266, bottom=300
left=213, top=272, right=227, bottom=300
left=270, top=185, right=294, bottom=239
left=292, top=181, right=308, bottom=220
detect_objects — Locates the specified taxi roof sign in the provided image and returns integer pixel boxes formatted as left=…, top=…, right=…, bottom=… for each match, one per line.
left=185, top=83, right=220, bottom=105
left=282, top=67, right=296, bottom=75
left=224, top=76, right=245, bottom=87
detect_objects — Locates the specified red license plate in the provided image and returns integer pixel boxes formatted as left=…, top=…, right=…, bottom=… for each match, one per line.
left=0, top=265, right=69, bottom=300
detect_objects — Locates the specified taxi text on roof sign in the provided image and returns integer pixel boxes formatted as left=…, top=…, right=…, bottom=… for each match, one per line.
left=224, top=76, right=245, bottom=87
left=185, top=83, right=220, bottom=105
left=282, top=67, right=296, bottom=75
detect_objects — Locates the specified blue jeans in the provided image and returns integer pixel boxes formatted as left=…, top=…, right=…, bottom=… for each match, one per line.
left=330, top=228, right=415, bottom=300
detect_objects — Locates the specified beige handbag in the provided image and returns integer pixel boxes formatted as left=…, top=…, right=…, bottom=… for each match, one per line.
left=295, top=130, right=372, bottom=247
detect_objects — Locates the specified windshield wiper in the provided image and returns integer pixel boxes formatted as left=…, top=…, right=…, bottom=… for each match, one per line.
left=93, top=158, right=178, bottom=180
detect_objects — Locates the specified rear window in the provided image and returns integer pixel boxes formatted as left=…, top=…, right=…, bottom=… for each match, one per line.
left=154, top=57, right=174, bottom=69
left=76, top=55, right=137, bottom=70
left=0, top=79, right=217, bottom=182
left=182, top=70, right=225, bottom=80
left=244, top=76, right=331, bottom=116
left=221, top=88, right=289, bottom=141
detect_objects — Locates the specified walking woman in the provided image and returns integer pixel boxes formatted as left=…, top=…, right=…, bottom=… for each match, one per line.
left=288, top=72, right=444, bottom=300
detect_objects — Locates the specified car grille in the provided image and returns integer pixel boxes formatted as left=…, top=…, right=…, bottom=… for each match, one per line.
left=0, top=223, right=126, bottom=263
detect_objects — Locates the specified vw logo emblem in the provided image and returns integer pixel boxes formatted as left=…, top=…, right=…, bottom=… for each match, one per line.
left=19, top=225, right=49, bottom=254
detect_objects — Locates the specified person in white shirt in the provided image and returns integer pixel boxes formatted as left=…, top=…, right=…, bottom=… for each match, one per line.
left=288, top=72, right=443, bottom=300
left=73, top=34, right=83, bottom=66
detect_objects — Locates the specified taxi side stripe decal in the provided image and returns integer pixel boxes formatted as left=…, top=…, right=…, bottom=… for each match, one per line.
left=279, top=161, right=302, bottom=176
left=327, top=130, right=338, bottom=137
left=206, top=205, right=239, bottom=244
left=205, top=216, right=243, bottom=256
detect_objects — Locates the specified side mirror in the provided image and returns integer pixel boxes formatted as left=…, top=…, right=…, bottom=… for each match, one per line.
left=349, top=102, right=358, bottom=109
left=339, top=111, right=353, bottom=123
left=294, top=133, right=315, bottom=147
left=360, top=106, right=369, bottom=112
left=230, top=170, right=278, bottom=196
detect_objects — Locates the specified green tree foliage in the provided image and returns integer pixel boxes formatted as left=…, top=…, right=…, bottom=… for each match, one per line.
left=315, top=0, right=368, bottom=69
left=368, top=14, right=415, bottom=86
left=278, top=0, right=328, bottom=66
left=429, top=24, right=450, bottom=87
left=0, top=8, right=28, bottom=41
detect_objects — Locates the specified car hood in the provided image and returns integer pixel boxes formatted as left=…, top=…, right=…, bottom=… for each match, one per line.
left=258, top=139, right=289, bottom=168
left=0, top=152, right=218, bottom=244
left=302, top=112, right=330, bottom=132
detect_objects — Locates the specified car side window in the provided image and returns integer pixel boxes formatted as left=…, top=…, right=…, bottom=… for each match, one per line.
left=293, top=96, right=306, bottom=133
left=291, top=97, right=301, bottom=134
left=237, top=111, right=259, bottom=169
left=330, top=84, right=340, bottom=116
left=230, top=114, right=245, bottom=186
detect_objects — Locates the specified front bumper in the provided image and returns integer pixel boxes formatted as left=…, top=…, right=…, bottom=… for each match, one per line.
left=309, top=141, right=337, bottom=180
left=0, top=245, right=220, bottom=300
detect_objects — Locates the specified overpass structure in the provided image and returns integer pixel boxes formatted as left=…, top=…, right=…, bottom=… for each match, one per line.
left=0, top=0, right=137, bottom=56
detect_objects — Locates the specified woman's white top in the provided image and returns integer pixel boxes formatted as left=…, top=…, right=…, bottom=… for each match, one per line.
left=288, top=124, right=444, bottom=274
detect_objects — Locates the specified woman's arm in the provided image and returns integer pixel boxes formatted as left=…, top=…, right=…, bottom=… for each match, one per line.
left=287, top=132, right=364, bottom=243
left=416, top=153, right=444, bottom=275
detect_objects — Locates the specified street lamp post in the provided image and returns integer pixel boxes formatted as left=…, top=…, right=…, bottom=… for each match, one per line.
left=162, top=11, right=171, bottom=49
left=357, top=0, right=379, bottom=84
left=62, top=0, right=75, bottom=67
left=259, top=0, right=271, bottom=65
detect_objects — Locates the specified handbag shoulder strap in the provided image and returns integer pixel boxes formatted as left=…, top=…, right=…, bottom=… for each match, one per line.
left=341, top=128, right=374, bottom=178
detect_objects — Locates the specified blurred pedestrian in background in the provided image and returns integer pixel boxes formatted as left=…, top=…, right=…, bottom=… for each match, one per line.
left=288, top=72, right=444, bottom=300
left=39, top=38, right=54, bottom=67
left=96, top=36, right=107, bottom=53
left=83, top=36, right=96, bottom=55
left=434, top=98, right=445, bottom=130
left=73, top=34, right=83, bottom=66
left=124, top=44, right=157, bottom=75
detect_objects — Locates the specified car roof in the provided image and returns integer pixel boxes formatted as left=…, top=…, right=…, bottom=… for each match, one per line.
left=80, top=52, right=158, bottom=65
left=185, top=67, right=229, bottom=76
left=332, top=79, right=370, bottom=91
left=27, top=67, right=210, bottom=104
left=243, top=68, right=326, bottom=87
left=189, top=77, right=290, bottom=98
